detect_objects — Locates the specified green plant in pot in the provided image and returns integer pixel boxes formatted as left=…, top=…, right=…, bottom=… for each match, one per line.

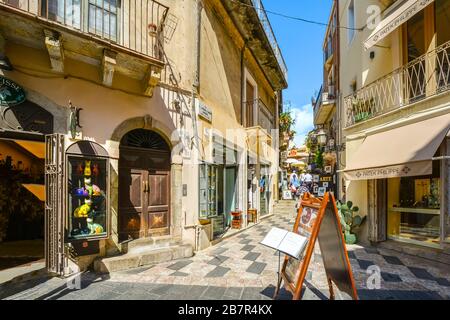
left=337, top=201, right=366, bottom=245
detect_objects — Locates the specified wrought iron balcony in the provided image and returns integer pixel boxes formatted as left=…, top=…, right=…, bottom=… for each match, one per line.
left=344, top=40, right=450, bottom=127
left=0, top=0, right=168, bottom=61
left=251, top=0, right=288, bottom=83
left=314, top=84, right=336, bottom=125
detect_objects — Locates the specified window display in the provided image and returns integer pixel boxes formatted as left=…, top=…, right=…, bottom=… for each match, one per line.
left=199, top=164, right=217, bottom=219
left=68, top=156, right=108, bottom=240
left=387, top=161, right=441, bottom=246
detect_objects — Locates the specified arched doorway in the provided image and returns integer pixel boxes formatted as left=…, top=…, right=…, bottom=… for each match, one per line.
left=118, top=129, right=171, bottom=242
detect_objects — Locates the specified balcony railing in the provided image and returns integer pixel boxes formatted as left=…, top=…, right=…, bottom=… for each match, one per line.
left=251, top=0, right=288, bottom=82
left=1, top=0, right=168, bottom=60
left=345, top=40, right=450, bottom=127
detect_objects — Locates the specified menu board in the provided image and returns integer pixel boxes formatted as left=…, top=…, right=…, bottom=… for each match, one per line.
left=276, top=192, right=358, bottom=300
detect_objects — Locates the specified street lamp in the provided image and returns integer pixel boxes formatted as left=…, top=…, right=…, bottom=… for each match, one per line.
left=316, top=128, right=327, bottom=146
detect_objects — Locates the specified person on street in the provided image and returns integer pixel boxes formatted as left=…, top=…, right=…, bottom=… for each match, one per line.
left=289, top=170, right=300, bottom=200
left=303, top=171, right=313, bottom=193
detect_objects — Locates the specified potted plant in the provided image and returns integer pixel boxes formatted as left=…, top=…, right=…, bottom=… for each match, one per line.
left=148, top=23, right=158, bottom=37
left=351, top=97, right=375, bottom=123
left=337, top=201, right=366, bottom=244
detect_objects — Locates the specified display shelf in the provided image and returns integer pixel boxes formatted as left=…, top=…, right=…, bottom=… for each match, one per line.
left=390, top=207, right=440, bottom=215
left=67, top=155, right=109, bottom=241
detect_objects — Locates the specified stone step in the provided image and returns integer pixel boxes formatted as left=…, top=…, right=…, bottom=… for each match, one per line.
left=123, top=236, right=183, bottom=254
left=94, top=244, right=193, bottom=274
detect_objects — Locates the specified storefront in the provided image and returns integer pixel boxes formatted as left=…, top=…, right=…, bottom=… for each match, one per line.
left=199, top=138, right=239, bottom=240
left=344, top=113, right=450, bottom=249
left=0, top=76, right=59, bottom=271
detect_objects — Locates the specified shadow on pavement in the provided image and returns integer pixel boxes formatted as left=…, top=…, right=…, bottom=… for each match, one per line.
left=0, top=272, right=52, bottom=300
left=36, top=271, right=111, bottom=300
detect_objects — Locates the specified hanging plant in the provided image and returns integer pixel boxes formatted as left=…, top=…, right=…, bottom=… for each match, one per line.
left=314, top=150, right=324, bottom=169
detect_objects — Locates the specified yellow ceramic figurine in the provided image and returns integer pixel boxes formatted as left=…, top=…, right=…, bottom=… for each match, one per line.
left=73, top=199, right=92, bottom=218
left=84, top=160, right=91, bottom=176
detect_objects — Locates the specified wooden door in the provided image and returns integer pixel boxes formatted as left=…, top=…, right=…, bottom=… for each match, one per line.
left=146, top=170, right=170, bottom=236
left=118, top=168, right=147, bottom=241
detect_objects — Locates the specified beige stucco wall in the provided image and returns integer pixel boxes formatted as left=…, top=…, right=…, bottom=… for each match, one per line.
left=339, top=0, right=450, bottom=220
left=0, top=0, right=282, bottom=266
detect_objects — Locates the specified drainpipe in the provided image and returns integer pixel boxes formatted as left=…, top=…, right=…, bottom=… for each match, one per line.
left=240, top=42, right=247, bottom=126
left=193, top=0, right=202, bottom=92
left=189, top=0, right=203, bottom=152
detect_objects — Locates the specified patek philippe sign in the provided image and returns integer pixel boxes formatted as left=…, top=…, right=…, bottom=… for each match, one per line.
left=198, top=102, right=212, bottom=123
left=345, top=161, right=433, bottom=181
left=0, top=76, right=26, bottom=106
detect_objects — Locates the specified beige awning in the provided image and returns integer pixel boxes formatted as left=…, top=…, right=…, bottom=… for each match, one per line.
left=364, top=0, right=435, bottom=50
left=344, top=113, right=450, bottom=180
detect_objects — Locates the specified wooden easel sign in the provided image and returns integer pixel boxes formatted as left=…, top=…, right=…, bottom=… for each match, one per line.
left=275, top=192, right=358, bottom=300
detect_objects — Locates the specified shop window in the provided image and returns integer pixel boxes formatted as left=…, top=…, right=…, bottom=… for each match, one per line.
left=66, top=141, right=109, bottom=241
left=387, top=157, right=441, bottom=246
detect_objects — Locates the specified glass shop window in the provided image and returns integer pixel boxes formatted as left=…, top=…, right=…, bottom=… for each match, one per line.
left=68, top=156, right=108, bottom=240
left=199, top=164, right=218, bottom=219
left=387, top=159, right=441, bottom=246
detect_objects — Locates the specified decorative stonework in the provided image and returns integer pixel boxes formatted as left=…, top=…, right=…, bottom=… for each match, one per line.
left=142, top=65, right=162, bottom=97
left=110, top=115, right=177, bottom=150
left=102, top=49, right=117, bottom=87
left=44, top=29, right=64, bottom=73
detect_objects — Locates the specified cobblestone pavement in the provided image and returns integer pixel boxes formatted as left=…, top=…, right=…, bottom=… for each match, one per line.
left=1, top=202, right=450, bottom=300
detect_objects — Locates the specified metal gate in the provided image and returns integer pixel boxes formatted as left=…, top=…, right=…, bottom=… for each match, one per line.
left=45, top=134, right=66, bottom=275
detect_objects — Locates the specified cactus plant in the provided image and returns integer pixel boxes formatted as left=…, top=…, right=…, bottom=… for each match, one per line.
left=337, top=201, right=366, bottom=245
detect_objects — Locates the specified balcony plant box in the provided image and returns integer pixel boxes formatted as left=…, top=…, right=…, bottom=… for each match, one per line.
left=351, top=97, right=375, bottom=123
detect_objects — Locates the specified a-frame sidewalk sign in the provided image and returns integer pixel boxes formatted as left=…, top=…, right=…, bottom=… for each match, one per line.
left=274, top=192, right=358, bottom=300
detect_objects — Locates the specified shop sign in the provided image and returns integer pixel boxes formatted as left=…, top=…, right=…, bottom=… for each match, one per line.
left=344, top=161, right=433, bottom=181
left=0, top=76, right=26, bottom=106
left=198, top=102, right=212, bottom=123
left=320, top=175, right=333, bottom=183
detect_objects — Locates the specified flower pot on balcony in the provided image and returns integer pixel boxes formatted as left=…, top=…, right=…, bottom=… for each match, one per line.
left=148, top=23, right=158, bottom=37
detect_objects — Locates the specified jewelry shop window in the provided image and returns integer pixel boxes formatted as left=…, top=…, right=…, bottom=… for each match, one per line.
left=387, top=157, right=441, bottom=247
left=66, top=141, right=110, bottom=241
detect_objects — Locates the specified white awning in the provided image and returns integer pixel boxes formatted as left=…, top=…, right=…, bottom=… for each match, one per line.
left=344, top=113, right=450, bottom=180
left=364, top=0, right=435, bottom=50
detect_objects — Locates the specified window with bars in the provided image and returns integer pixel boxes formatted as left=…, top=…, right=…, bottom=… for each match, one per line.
left=88, top=0, right=118, bottom=42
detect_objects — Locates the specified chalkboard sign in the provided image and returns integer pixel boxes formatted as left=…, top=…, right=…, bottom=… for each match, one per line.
left=275, top=192, right=358, bottom=300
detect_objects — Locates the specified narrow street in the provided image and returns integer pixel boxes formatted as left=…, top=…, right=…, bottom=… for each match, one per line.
left=1, top=202, right=449, bottom=301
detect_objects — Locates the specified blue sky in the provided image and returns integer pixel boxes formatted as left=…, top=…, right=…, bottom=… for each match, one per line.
left=264, top=0, right=333, bottom=146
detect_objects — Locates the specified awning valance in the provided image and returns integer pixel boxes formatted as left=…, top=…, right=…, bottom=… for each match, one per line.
left=364, top=0, right=434, bottom=50
left=344, top=113, right=450, bottom=180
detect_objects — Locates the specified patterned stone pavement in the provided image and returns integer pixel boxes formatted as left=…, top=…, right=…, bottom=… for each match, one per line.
left=1, top=202, right=450, bottom=300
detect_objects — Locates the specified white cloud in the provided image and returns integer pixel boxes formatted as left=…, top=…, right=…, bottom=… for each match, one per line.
left=290, top=103, right=314, bottom=147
